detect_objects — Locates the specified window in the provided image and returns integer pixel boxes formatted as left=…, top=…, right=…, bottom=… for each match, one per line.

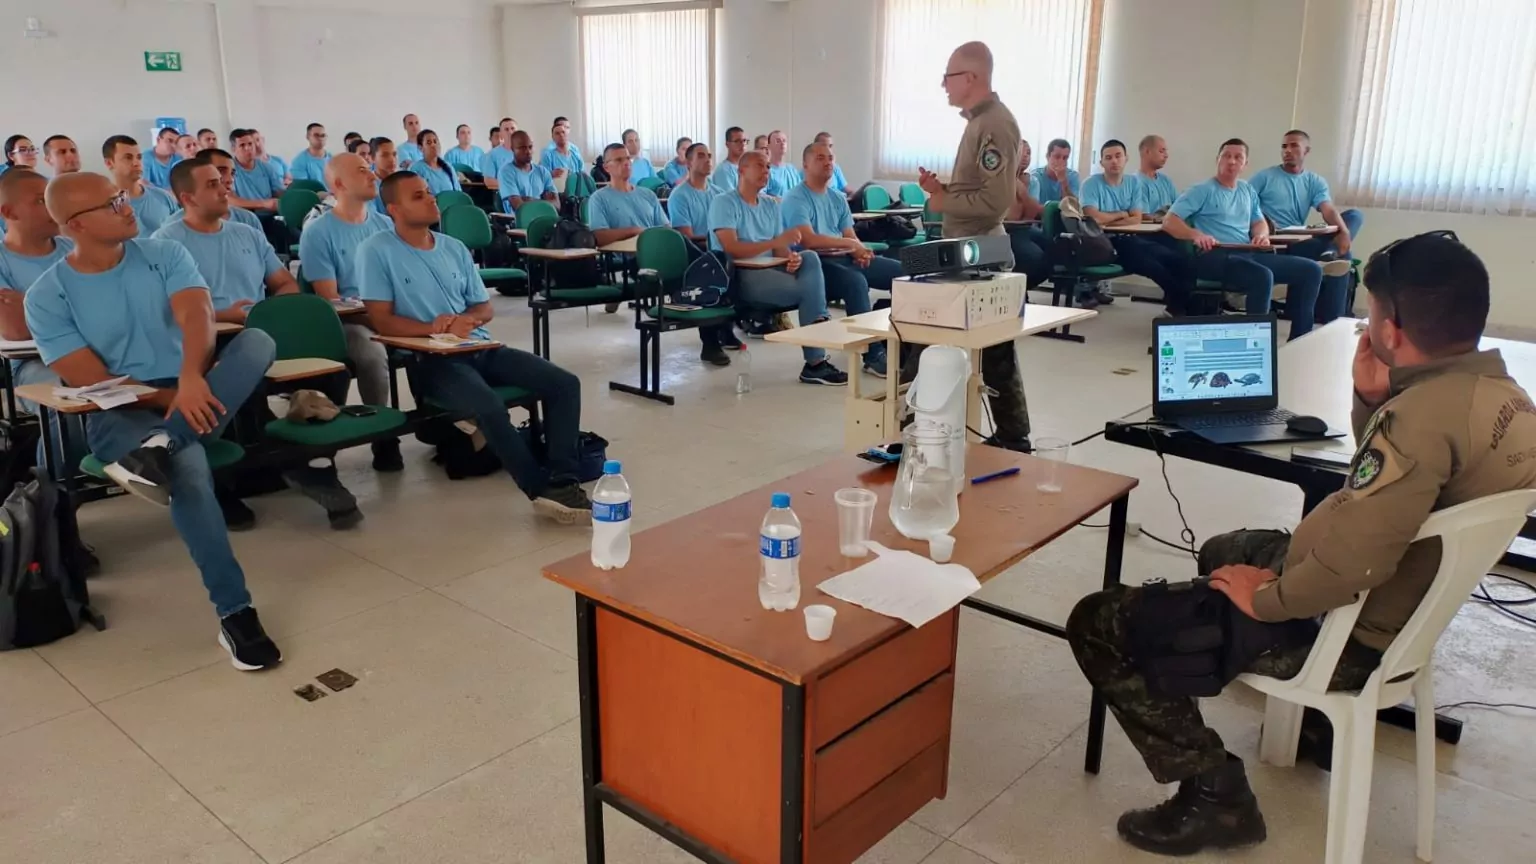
left=875, top=0, right=1103, bottom=179
left=579, top=3, right=716, bottom=166
left=1340, top=0, right=1536, bottom=216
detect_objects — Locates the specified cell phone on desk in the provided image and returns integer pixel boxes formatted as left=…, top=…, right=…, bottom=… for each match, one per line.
left=856, top=443, right=903, bottom=465
left=1291, top=446, right=1351, bottom=468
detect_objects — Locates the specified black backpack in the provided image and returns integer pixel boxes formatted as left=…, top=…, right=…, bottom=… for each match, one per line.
left=669, top=250, right=730, bottom=307
left=1056, top=197, right=1117, bottom=266
left=547, top=219, right=604, bottom=289
left=589, top=156, right=610, bottom=185
left=1, top=469, right=96, bottom=650
left=854, top=214, right=917, bottom=245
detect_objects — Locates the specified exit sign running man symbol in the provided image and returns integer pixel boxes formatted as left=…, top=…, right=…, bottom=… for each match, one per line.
left=144, top=51, right=182, bottom=72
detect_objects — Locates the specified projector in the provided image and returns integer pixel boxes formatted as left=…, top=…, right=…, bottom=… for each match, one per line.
left=898, top=234, right=1013, bottom=277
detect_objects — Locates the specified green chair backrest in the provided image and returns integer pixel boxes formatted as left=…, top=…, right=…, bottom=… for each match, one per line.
left=636, top=227, right=689, bottom=286
left=245, top=293, right=349, bottom=363
left=863, top=185, right=893, bottom=210
left=436, top=190, right=474, bottom=212
left=579, top=197, right=591, bottom=225
left=278, top=189, right=321, bottom=235
left=526, top=215, right=558, bottom=249
left=441, top=204, right=493, bottom=251
left=637, top=176, right=666, bottom=193
left=517, top=199, right=558, bottom=228
left=567, top=172, right=596, bottom=199
left=288, top=179, right=326, bottom=195
left=898, top=183, right=926, bottom=208
left=1042, top=201, right=1063, bottom=239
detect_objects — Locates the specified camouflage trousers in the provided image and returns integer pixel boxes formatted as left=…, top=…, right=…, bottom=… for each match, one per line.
left=899, top=343, right=1030, bottom=441
left=1066, top=529, right=1384, bottom=784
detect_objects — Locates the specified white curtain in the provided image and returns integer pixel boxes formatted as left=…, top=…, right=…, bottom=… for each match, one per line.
left=1340, top=0, right=1536, bottom=216
left=875, top=0, right=1100, bottom=180
left=579, top=4, right=715, bottom=166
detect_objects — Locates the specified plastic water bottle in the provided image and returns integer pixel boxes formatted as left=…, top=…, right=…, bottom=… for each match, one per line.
left=736, top=349, right=753, bottom=394
left=758, top=492, right=801, bottom=610
left=590, top=460, right=632, bottom=570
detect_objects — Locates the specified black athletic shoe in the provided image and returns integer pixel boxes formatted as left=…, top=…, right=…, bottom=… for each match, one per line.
left=371, top=438, right=404, bottom=473
left=799, top=361, right=849, bottom=386
left=1117, top=755, right=1267, bottom=856
left=1093, top=288, right=1116, bottom=305
left=283, top=464, right=362, bottom=528
left=533, top=483, right=593, bottom=525
left=218, top=607, right=282, bottom=671
left=700, top=345, right=732, bottom=367
left=744, top=320, right=774, bottom=340
left=104, top=444, right=173, bottom=506
left=327, top=506, right=364, bottom=531
left=218, top=492, right=257, bottom=532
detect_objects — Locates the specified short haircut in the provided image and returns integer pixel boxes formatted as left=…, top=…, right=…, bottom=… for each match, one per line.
left=675, top=136, right=692, bottom=149
left=230, top=128, right=254, bottom=145
left=1100, top=138, right=1126, bottom=155
left=685, top=142, right=707, bottom=160
left=489, top=128, right=500, bottom=141
left=402, top=114, right=417, bottom=124
left=500, top=117, right=514, bottom=126
left=602, top=143, right=626, bottom=161
left=42, top=134, right=72, bottom=151
left=344, top=131, right=362, bottom=142
left=622, top=129, right=638, bottom=140
left=802, top=142, right=819, bottom=161
left=306, top=122, right=324, bottom=133
left=510, top=130, right=532, bottom=147
left=157, top=126, right=178, bottom=140
left=102, top=134, right=137, bottom=160
left=456, top=124, right=470, bottom=134
left=347, top=139, right=370, bottom=155
left=168, top=158, right=208, bottom=198
left=1047, top=138, right=1071, bottom=154
left=196, top=128, right=215, bottom=138
left=202, top=148, right=233, bottom=162
left=380, top=170, right=419, bottom=206
left=370, top=136, right=393, bottom=151
left=0, top=168, right=44, bottom=201
left=551, top=120, right=563, bottom=133
left=1363, top=233, right=1489, bottom=354
left=553, top=116, right=569, bottom=126
left=740, top=151, right=767, bottom=169
left=814, top=131, right=832, bottom=143
left=1138, top=134, right=1163, bottom=152
left=1218, top=137, right=1249, bottom=154
left=726, top=126, right=744, bottom=140
left=1283, top=129, right=1310, bottom=141
left=417, top=129, right=437, bottom=146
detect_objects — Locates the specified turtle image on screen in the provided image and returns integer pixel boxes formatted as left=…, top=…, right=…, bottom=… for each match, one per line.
left=1188, top=372, right=1207, bottom=389
left=1235, top=372, right=1263, bottom=386
left=1209, top=372, right=1232, bottom=388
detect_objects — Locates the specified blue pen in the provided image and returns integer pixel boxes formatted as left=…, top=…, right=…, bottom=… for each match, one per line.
left=970, top=466, right=1021, bottom=485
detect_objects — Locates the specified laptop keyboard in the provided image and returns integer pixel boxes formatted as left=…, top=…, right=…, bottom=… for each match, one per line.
left=1177, top=408, right=1297, bottom=429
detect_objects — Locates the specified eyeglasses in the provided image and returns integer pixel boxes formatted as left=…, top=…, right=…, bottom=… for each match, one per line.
left=941, top=71, right=971, bottom=82
left=62, top=191, right=130, bottom=223
left=10, top=146, right=38, bottom=156
left=1368, top=229, right=1460, bottom=328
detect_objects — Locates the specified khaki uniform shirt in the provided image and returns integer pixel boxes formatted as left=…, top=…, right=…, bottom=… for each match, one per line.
left=1251, top=349, right=1536, bottom=650
left=941, top=94, right=1020, bottom=240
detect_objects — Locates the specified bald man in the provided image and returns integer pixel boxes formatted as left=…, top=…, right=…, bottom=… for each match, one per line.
left=25, top=172, right=281, bottom=671
left=298, top=153, right=399, bottom=471
left=915, top=41, right=1032, bottom=452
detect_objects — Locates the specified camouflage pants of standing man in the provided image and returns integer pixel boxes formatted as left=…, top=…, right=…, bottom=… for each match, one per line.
left=1066, top=529, right=1385, bottom=784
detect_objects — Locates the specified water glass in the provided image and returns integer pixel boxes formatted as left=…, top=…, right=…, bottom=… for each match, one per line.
left=834, top=488, right=878, bottom=557
left=1034, top=437, right=1071, bottom=493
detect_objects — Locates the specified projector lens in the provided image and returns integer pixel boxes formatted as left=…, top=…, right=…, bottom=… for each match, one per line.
left=963, top=240, right=978, bottom=264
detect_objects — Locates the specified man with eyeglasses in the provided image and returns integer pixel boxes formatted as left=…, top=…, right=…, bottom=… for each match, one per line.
left=712, top=126, right=747, bottom=193
left=42, top=135, right=81, bottom=176
left=25, top=171, right=282, bottom=671
left=1068, top=230, right=1536, bottom=857
left=290, top=122, right=331, bottom=187
left=102, top=135, right=179, bottom=239
left=144, top=126, right=183, bottom=191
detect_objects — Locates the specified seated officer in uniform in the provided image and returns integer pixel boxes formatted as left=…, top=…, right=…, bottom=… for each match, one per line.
left=539, top=120, right=584, bottom=188
left=1081, top=139, right=1195, bottom=315
left=358, top=172, right=592, bottom=524
left=26, top=171, right=281, bottom=671
left=587, top=143, right=668, bottom=247
left=1032, top=138, right=1080, bottom=204
left=709, top=151, right=845, bottom=386
left=102, top=135, right=179, bottom=239
left=782, top=141, right=888, bottom=377
left=1067, top=232, right=1536, bottom=857
left=498, top=131, right=558, bottom=218
left=1135, top=134, right=1178, bottom=218
left=368, top=138, right=398, bottom=216
left=1250, top=129, right=1358, bottom=329
left=483, top=118, right=519, bottom=200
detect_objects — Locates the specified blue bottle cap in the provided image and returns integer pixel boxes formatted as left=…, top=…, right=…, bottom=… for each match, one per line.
left=771, top=492, right=791, bottom=508
left=603, top=460, right=622, bottom=475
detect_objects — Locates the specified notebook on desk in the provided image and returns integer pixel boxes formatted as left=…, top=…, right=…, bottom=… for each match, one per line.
left=1152, top=314, right=1344, bottom=445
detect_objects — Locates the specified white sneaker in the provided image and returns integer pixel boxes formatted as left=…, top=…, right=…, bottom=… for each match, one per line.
left=1321, top=259, right=1352, bottom=278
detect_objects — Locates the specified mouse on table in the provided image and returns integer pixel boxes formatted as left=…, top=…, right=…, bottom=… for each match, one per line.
left=1286, top=415, right=1329, bottom=435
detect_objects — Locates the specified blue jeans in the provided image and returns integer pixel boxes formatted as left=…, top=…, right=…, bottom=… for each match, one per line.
left=823, top=254, right=894, bottom=366
left=1195, top=251, right=1325, bottom=340
left=1007, top=225, right=1051, bottom=287
left=1111, top=235, right=1196, bottom=314
left=1280, top=208, right=1362, bottom=330
left=14, top=359, right=88, bottom=475
left=85, top=329, right=276, bottom=618
left=416, top=347, right=582, bottom=496
left=737, top=251, right=830, bottom=363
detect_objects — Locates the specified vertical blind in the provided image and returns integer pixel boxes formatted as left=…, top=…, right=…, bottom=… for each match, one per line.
left=875, top=0, right=1101, bottom=180
left=579, top=4, right=714, bottom=165
left=1340, top=0, right=1536, bottom=216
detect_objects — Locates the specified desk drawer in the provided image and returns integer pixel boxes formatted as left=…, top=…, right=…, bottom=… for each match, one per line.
left=811, top=609, right=957, bottom=748
left=811, top=673, right=954, bottom=826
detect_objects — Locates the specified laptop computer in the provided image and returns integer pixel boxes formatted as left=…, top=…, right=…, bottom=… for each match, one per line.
left=1152, top=314, right=1343, bottom=445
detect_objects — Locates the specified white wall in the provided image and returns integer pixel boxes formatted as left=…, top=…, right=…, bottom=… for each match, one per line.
left=501, top=2, right=579, bottom=151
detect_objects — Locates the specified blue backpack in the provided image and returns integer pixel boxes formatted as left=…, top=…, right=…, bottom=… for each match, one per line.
left=670, top=250, right=730, bottom=307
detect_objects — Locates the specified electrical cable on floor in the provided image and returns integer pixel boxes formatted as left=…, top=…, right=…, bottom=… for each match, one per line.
left=1436, top=700, right=1536, bottom=714
left=1470, top=573, right=1536, bottom=629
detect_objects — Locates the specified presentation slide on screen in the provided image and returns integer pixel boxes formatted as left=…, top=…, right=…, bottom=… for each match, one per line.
left=1157, top=322, right=1275, bottom=403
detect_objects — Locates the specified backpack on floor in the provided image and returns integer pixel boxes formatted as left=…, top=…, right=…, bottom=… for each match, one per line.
left=669, top=250, right=730, bottom=307
left=1055, top=197, right=1116, bottom=267
left=547, top=219, right=604, bottom=289
left=0, top=469, right=93, bottom=650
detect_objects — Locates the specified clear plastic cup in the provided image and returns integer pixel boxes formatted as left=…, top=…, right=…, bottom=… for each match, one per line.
left=1034, top=437, right=1071, bottom=493
left=928, top=534, right=955, bottom=563
left=834, top=488, right=878, bottom=557
left=804, top=605, right=836, bottom=641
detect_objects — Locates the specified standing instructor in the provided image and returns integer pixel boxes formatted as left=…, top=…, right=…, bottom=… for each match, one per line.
left=916, top=41, right=1030, bottom=451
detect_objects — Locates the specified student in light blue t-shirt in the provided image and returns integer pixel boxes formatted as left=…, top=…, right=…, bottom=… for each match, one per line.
left=143, top=128, right=183, bottom=191
left=661, top=137, right=692, bottom=187
left=189, top=148, right=267, bottom=234
left=1134, top=135, right=1179, bottom=216
left=1032, top=138, right=1080, bottom=204
left=668, top=144, right=723, bottom=244
left=540, top=122, right=585, bottom=179
left=396, top=114, right=424, bottom=167
left=407, top=130, right=464, bottom=197
left=1081, top=139, right=1194, bottom=314
left=228, top=130, right=282, bottom=213
left=587, top=145, right=667, bottom=239
left=498, top=131, right=558, bottom=218
left=103, top=135, right=181, bottom=238
left=810, top=133, right=854, bottom=198
left=444, top=125, right=486, bottom=175
left=620, top=130, right=657, bottom=183
left=1165, top=138, right=1325, bottom=338
left=290, top=123, right=331, bottom=187
left=711, top=127, right=748, bottom=193
left=764, top=131, right=805, bottom=198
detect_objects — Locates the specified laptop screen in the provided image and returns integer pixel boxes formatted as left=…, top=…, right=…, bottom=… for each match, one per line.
left=1155, top=318, right=1276, bottom=406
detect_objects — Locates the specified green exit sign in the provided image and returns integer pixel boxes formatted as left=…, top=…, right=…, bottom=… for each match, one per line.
left=144, top=51, right=182, bottom=72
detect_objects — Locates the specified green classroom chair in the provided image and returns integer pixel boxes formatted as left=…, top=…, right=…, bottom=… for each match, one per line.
left=435, top=190, right=475, bottom=212
left=440, top=204, right=528, bottom=289
left=637, top=176, right=666, bottom=193
left=277, top=188, right=321, bottom=257
left=516, top=199, right=559, bottom=228
left=81, top=439, right=244, bottom=480
left=524, top=215, right=624, bottom=359
left=565, top=172, right=597, bottom=200
left=288, top=179, right=326, bottom=195
left=1038, top=201, right=1125, bottom=342
left=861, top=185, right=924, bottom=248
left=898, top=183, right=926, bottom=208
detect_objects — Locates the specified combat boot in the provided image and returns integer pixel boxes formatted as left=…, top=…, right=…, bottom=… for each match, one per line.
left=1116, top=753, right=1267, bottom=856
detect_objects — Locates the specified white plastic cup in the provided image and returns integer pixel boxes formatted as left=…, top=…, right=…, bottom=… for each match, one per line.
left=804, top=605, right=836, bottom=641
left=928, top=534, right=955, bottom=563
left=834, top=487, right=878, bottom=557
left=1034, top=437, right=1071, bottom=493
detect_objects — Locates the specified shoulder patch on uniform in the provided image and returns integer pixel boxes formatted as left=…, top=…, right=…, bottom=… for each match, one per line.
left=1349, top=448, right=1383, bottom=490
left=977, top=133, right=1003, bottom=174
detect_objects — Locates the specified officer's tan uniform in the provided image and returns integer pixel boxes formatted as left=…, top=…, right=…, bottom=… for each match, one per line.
left=1252, top=348, right=1536, bottom=648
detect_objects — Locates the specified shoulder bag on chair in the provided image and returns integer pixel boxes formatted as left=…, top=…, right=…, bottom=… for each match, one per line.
left=1056, top=196, right=1117, bottom=266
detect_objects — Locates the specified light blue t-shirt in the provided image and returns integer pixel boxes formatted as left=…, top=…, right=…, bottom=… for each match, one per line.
left=25, top=239, right=199, bottom=383
left=782, top=184, right=853, bottom=238
left=265, top=155, right=289, bottom=180
left=1080, top=174, right=1142, bottom=216
left=629, top=157, right=656, bottom=183
left=498, top=163, right=556, bottom=210
left=708, top=191, right=783, bottom=258
left=396, top=142, right=423, bottom=167
left=1249, top=165, right=1331, bottom=229
left=290, top=151, right=330, bottom=186
left=1169, top=178, right=1263, bottom=246
left=142, top=153, right=181, bottom=190
left=712, top=160, right=740, bottom=193
left=661, top=160, right=689, bottom=186
left=540, top=143, right=584, bottom=175
left=299, top=210, right=395, bottom=300
left=356, top=231, right=491, bottom=340
left=668, top=181, right=720, bottom=239
left=444, top=145, right=486, bottom=173
left=0, top=236, right=74, bottom=294
left=588, top=186, right=667, bottom=232
left=1032, top=166, right=1080, bottom=203
left=484, top=147, right=516, bottom=182
left=767, top=163, right=804, bottom=198
left=408, top=160, right=463, bottom=195
left=1135, top=172, right=1179, bottom=213
left=829, top=164, right=849, bottom=194
left=167, top=205, right=262, bottom=233
left=233, top=159, right=282, bottom=205
left=130, top=185, right=180, bottom=239
left=153, top=219, right=283, bottom=311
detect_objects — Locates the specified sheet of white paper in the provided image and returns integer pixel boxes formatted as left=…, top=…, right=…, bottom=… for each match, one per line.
left=83, top=388, right=141, bottom=410
left=815, top=541, right=981, bottom=628
left=54, top=376, right=129, bottom=398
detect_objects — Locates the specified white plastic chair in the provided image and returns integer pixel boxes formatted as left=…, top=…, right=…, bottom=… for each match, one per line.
left=1239, top=488, right=1536, bottom=864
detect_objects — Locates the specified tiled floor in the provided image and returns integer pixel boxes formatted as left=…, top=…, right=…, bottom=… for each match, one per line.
left=3, top=291, right=1534, bottom=862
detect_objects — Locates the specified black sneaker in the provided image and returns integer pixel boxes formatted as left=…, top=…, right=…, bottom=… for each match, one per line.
left=328, top=506, right=364, bottom=531
left=1075, top=294, right=1101, bottom=310
left=218, top=491, right=257, bottom=531
left=744, top=320, right=774, bottom=339
left=799, top=361, right=849, bottom=386
left=218, top=607, right=282, bottom=671
left=604, top=302, right=621, bottom=314
left=283, top=464, right=361, bottom=528
left=700, top=345, right=732, bottom=367
left=104, top=444, right=173, bottom=506
left=371, top=438, right=404, bottom=472
left=1094, top=288, right=1116, bottom=305
left=533, top=483, right=594, bottom=525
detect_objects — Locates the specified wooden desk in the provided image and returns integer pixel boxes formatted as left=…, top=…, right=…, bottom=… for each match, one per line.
left=215, top=322, right=243, bottom=335
left=522, top=246, right=600, bottom=261
left=1277, top=225, right=1338, bottom=236
left=766, top=320, right=890, bottom=453
left=545, top=447, right=1136, bottom=864
left=852, top=213, right=883, bottom=223
left=1104, top=222, right=1164, bottom=234
left=370, top=335, right=503, bottom=354
left=330, top=301, right=367, bottom=317
left=265, top=357, right=347, bottom=382
left=735, top=257, right=790, bottom=269
left=14, top=383, right=157, bottom=414
left=508, top=228, right=528, bottom=239
left=1213, top=242, right=1278, bottom=252
left=598, top=236, right=639, bottom=255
